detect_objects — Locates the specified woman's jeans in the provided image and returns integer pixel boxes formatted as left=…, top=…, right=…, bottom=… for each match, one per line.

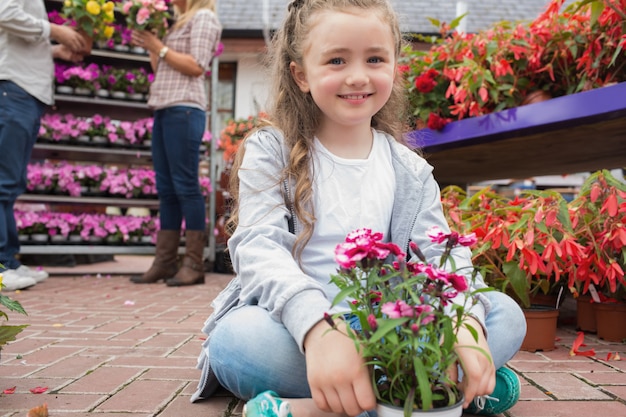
left=207, top=290, right=526, bottom=400
left=151, top=106, right=206, bottom=231
left=0, top=81, right=46, bottom=271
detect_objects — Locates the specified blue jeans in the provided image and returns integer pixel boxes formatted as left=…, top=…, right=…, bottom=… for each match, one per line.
left=0, top=81, right=46, bottom=271
left=151, top=106, right=206, bottom=231
left=207, top=290, right=526, bottom=400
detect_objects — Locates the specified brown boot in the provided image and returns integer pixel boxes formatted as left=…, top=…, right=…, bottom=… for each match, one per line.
left=130, top=230, right=180, bottom=284
left=166, top=230, right=206, bottom=286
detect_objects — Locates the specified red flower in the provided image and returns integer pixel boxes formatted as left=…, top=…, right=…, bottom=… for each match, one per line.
left=414, top=73, right=437, bottom=93
left=426, top=113, right=450, bottom=130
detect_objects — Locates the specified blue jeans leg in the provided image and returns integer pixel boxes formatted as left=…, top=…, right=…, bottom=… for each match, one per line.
left=208, top=292, right=526, bottom=403
left=151, top=106, right=206, bottom=231
left=208, top=305, right=311, bottom=400
left=483, top=290, right=527, bottom=368
left=0, top=81, right=46, bottom=270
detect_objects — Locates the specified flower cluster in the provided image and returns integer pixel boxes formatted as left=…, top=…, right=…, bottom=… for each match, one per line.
left=327, top=228, right=485, bottom=412
left=26, top=161, right=212, bottom=198
left=56, top=63, right=100, bottom=91
left=61, top=0, right=116, bottom=43
left=441, top=169, right=626, bottom=306
left=15, top=210, right=160, bottom=243
left=55, top=62, right=154, bottom=98
left=402, top=0, right=626, bottom=130
left=218, top=112, right=267, bottom=163
left=39, top=113, right=154, bottom=147
left=121, top=0, right=171, bottom=38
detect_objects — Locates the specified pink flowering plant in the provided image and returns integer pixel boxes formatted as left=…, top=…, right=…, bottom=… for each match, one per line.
left=326, top=227, right=488, bottom=413
left=121, top=0, right=171, bottom=38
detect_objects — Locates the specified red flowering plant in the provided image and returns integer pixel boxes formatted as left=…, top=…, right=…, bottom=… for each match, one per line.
left=440, top=185, right=581, bottom=309
left=567, top=169, right=626, bottom=303
left=401, top=0, right=626, bottom=131
left=326, top=227, right=489, bottom=414
left=218, top=112, right=267, bottom=164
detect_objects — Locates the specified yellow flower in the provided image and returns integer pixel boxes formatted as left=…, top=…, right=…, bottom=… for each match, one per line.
left=103, top=25, right=114, bottom=39
left=102, top=1, right=115, bottom=13
left=0, top=273, right=3, bottom=291
left=64, top=0, right=72, bottom=7
left=86, top=0, right=101, bottom=15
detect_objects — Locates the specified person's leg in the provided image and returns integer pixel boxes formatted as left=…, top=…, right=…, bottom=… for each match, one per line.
left=151, top=108, right=183, bottom=230
left=0, top=81, right=46, bottom=271
left=209, top=306, right=347, bottom=417
left=483, top=290, right=526, bottom=368
left=159, top=106, right=206, bottom=231
left=209, top=305, right=310, bottom=399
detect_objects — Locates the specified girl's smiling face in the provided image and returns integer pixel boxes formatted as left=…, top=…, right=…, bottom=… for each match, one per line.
left=290, top=7, right=397, bottom=133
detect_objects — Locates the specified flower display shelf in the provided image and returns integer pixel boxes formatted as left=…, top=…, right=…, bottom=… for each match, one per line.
left=51, top=94, right=151, bottom=120
left=17, top=194, right=159, bottom=208
left=31, top=143, right=152, bottom=165
left=406, top=82, right=626, bottom=186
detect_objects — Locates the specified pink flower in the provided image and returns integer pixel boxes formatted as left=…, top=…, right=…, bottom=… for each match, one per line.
left=136, top=7, right=151, bottom=26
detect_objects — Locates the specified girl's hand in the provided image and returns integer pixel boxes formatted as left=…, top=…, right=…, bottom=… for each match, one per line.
left=450, top=316, right=496, bottom=409
left=304, top=320, right=376, bottom=416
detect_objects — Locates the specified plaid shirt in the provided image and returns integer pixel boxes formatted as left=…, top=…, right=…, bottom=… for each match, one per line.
left=148, top=9, right=222, bottom=110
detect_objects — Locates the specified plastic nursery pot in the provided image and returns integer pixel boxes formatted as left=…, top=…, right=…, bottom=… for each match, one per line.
left=576, top=295, right=597, bottom=333
left=520, top=305, right=559, bottom=352
left=376, top=395, right=464, bottom=417
left=593, top=302, right=626, bottom=342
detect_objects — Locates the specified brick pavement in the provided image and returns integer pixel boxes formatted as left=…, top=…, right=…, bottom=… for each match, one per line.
left=0, top=256, right=625, bottom=417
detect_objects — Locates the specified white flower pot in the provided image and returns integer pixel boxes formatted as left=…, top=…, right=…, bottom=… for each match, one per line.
left=96, top=89, right=110, bottom=98
left=69, top=234, right=84, bottom=244
left=30, top=233, right=49, bottom=243
left=91, top=135, right=108, bottom=144
left=77, top=135, right=91, bottom=144
left=56, top=85, right=74, bottom=95
left=50, top=235, right=67, bottom=244
left=128, top=93, right=144, bottom=101
left=18, top=234, right=30, bottom=242
left=131, top=46, right=146, bottom=55
left=74, top=87, right=92, bottom=96
left=376, top=397, right=463, bottom=417
left=114, top=44, right=131, bottom=52
left=111, top=91, right=127, bottom=100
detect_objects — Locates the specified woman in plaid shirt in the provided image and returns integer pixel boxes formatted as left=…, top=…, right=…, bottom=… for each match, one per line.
left=130, top=0, right=222, bottom=287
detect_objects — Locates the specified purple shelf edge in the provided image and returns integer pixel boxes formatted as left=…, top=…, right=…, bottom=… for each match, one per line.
left=406, top=82, right=626, bottom=152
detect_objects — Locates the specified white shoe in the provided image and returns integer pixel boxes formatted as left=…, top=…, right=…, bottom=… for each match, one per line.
left=0, top=269, right=37, bottom=291
left=16, top=265, right=49, bottom=283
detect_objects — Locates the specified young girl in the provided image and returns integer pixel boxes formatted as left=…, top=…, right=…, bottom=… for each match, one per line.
left=192, top=1, right=526, bottom=416
left=129, top=0, right=221, bottom=287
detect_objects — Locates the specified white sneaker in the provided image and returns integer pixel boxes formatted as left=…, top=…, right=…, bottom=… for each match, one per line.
left=0, top=269, right=37, bottom=291
left=16, top=265, right=49, bottom=283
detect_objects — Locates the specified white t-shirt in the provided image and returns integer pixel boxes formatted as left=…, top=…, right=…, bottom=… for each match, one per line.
left=301, top=129, right=396, bottom=303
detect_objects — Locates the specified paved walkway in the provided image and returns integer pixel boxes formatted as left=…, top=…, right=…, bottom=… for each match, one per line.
left=0, top=256, right=625, bottom=417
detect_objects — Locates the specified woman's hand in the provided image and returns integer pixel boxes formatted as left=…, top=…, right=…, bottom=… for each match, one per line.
left=49, top=24, right=86, bottom=53
left=304, top=320, right=376, bottom=416
left=131, top=30, right=162, bottom=55
left=450, top=316, right=496, bottom=408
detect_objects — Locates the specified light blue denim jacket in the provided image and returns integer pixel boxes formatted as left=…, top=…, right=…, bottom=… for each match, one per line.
left=191, top=127, right=490, bottom=402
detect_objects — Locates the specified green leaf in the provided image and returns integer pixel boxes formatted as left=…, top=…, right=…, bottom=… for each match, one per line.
left=503, top=261, right=531, bottom=308
left=0, top=324, right=29, bottom=347
left=369, top=318, right=407, bottom=343
left=0, top=295, right=27, bottom=316
left=412, top=356, right=432, bottom=410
